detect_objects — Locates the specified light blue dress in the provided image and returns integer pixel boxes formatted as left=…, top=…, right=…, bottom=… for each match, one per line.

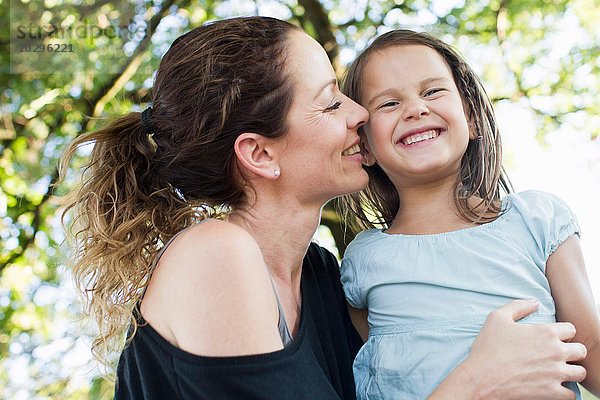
left=340, top=191, right=581, bottom=400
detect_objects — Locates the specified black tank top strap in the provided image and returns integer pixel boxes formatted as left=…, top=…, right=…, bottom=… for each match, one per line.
left=268, top=276, right=294, bottom=347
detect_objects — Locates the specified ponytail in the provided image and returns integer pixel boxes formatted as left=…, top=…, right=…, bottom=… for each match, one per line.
left=58, top=112, right=204, bottom=372
left=59, top=16, right=299, bottom=373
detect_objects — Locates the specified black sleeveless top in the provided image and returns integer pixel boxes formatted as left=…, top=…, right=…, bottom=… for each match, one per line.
left=114, top=243, right=363, bottom=399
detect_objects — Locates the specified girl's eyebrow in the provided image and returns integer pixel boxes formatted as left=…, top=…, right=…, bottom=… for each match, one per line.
left=366, top=76, right=452, bottom=108
left=366, top=88, right=396, bottom=108
left=420, top=76, right=452, bottom=87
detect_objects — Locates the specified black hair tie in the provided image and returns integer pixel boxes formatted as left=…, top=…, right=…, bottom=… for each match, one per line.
left=141, top=107, right=154, bottom=135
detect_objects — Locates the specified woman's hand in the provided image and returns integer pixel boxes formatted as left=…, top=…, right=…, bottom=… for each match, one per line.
left=429, top=299, right=587, bottom=400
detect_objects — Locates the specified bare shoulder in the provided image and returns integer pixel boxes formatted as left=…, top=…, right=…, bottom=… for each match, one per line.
left=141, top=219, right=282, bottom=357
left=166, top=218, right=263, bottom=266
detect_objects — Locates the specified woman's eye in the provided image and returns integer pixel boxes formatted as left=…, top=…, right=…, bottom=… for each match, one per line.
left=325, top=101, right=343, bottom=112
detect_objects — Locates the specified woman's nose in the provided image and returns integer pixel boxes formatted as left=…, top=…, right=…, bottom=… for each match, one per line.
left=347, top=100, right=369, bottom=130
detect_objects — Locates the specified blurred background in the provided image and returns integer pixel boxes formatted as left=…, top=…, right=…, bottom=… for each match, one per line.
left=1, top=0, right=598, bottom=398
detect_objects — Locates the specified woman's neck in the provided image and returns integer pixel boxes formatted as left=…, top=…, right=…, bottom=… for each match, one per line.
left=228, top=197, right=322, bottom=336
left=228, top=198, right=321, bottom=287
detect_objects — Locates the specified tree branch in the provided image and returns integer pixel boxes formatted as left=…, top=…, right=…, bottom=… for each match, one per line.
left=0, top=168, right=58, bottom=275
left=87, top=0, right=188, bottom=127
left=0, top=0, right=187, bottom=277
left=296, top=0, right=339, bottom=69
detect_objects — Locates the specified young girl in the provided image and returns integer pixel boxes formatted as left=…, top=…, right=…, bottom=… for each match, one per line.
left=340, top=30, right=600, bottom=400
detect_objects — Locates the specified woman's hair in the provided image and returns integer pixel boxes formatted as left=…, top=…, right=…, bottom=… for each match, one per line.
left=58, top=16, right=300, bottom=370
left=340, top=29, right=512, bottom=232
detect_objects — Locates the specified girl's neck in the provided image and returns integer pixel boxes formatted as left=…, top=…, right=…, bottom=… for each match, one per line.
left=388, top=184, right=476, bottom=235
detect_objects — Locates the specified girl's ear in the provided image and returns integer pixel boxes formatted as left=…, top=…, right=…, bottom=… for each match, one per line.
left=234, top=133, right=280, bottom=179
left=361, top=136, right=377, bottom=167
left=467, top=114, right=478, bottom=140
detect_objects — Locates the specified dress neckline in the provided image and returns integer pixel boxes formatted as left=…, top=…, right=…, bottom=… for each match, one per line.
left=378, top=194, right=512, bottom=238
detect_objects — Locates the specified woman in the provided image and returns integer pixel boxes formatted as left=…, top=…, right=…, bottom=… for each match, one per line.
left=60, top=16, right=587, bottom=399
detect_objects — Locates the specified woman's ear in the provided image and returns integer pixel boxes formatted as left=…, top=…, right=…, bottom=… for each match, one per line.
left=361, top=137, right=376, bottom=167
left=234, top=133, right=280, bottom=179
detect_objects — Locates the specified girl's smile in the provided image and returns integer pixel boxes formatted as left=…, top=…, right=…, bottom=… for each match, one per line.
left=396, top=126, right=445, bottom=147
left=360, top=44, right=471, bottom=186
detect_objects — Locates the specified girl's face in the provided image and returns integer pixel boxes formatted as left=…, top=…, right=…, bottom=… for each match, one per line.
left=360, top=44, right=473, bottom=190
left=276, top=31, right=370, bottom=206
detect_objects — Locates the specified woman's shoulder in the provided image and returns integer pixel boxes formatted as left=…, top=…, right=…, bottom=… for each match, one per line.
left=141, top=218, right=283, bottom=358
left=157, top=219, right=269, bottom=288
left=168, top=218, right=262, bottom=260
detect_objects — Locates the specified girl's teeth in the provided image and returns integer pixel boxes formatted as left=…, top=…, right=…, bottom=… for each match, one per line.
left=403, top=130, right=438, bottom=145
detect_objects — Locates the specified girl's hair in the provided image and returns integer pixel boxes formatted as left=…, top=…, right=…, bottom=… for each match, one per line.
left=340, top=29, right=512, bottom=232
left=58, top=16, right=300, bottom=370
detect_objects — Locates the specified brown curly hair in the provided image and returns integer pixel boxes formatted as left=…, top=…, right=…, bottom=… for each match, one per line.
left=340, top=29, right=512, bottom=233
left=58, top=16, right=301, bottom=371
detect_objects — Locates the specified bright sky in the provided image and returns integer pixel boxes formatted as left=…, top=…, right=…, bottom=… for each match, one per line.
left=497, top=101, right=600, bottom=303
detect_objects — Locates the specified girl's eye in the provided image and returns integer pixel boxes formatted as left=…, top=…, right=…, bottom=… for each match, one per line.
left=380, top=101, right=399, bottom=109
left=325, top=101, right=343, bottom=112
left=424, top=88, right=444, bottom=96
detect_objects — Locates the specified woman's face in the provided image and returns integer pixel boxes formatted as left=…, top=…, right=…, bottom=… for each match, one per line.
left=276, top=31, right=369, bottom=206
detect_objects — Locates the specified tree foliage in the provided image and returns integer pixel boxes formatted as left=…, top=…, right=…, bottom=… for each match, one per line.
left=1, top=0, right=598, bottom=398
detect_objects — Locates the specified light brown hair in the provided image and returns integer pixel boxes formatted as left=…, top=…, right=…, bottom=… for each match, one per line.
left=340, top=29, right=512, bottom=232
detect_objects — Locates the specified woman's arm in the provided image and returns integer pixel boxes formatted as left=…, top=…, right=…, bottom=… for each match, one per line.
left=348, top=305, right=369, bottom=342
left=546, top=234, right=600, bottom=396
left=428, top=299, right=588, bottom=400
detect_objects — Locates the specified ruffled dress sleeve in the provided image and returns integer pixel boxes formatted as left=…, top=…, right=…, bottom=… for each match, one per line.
left=340, top=231, right=375, bottom=309
left=508, top=190, right=580, bottom=263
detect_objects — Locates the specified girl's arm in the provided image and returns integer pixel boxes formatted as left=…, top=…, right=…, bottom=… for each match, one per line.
left=428, top=299, right=588, bottom=400
left=546, top=234, right=600, bottom=396
left=347, top=305, right=369, bottom=342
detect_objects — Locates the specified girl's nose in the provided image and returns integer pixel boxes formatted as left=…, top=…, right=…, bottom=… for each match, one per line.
left=402, top=98, right=429, bottom=121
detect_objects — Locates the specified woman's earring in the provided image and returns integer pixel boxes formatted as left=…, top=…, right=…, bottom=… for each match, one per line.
left=274, top=169, right=280, bottom=177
